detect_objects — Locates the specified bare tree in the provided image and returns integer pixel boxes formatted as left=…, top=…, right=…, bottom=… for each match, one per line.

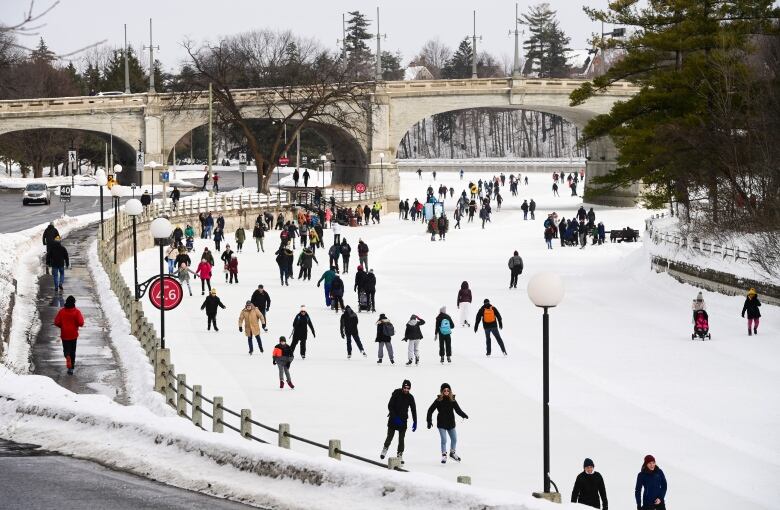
left=415, top=38, right=452, bottom=79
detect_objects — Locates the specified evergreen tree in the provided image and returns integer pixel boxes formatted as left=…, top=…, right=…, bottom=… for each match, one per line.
left=381, top=51, right=403, bottom=80
left=30, top=38, right=55, bottom=64
left=101, top=46, right=146, bottom=93
left=521, top=3, right=571, bottom=78
left=442, top=38, right=473, bottom=79
left=344, top=11, right=374, bottom=79
left=82, top=63, right=102, bottom=95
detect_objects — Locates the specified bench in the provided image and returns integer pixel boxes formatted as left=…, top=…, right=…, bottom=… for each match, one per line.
left=610, top=228, right=640, bottom=243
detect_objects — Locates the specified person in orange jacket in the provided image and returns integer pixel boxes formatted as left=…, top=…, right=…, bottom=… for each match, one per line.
left=53, top=295, right=85, bottom=375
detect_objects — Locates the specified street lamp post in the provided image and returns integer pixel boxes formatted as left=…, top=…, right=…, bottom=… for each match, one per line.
left=125, top=199, right=143, bottom=300
left=320, top=155, right=327, bottom=187
left=95, top=169, right=107, bottom=240
left=111, top=184, right=123, bottom=265
left=527, top=272, right=565, bottom=500
left=150, top=217, right=173, bottom=349
left=379, top=152, right=385, bottom=188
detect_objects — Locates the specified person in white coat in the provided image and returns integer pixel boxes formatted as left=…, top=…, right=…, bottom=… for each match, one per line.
left=332, top=221, right=342, bottom=246
left=691, top=291, right=706, bottom=323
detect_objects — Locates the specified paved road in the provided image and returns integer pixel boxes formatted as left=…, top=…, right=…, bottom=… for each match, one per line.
left=0, top=439, right=257, bottom=510
left=33, top=226, right=128, bottom=403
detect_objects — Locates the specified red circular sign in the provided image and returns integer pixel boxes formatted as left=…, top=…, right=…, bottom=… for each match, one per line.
left=149, top=276, right=184, bottom=311
left=278, top=157, right=290, bottom=166
left=354, top=182, right=367, bottom=193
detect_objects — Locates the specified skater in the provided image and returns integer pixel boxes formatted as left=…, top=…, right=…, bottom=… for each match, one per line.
left=521, top=200, right=529, bottom=220
left=227, top=253, right=239, bottom=284
left=508, top=250, right=524, bottom=288
left=297, top=246, right=318, bottom=280
left=380, top=379, right=417, bottom=464
left=375, top=313, right=395, bottom=364
left=250, top=284, right=271, bottom=316
left=330, top=273, right=345, bottom=312
left=552, top=182, right=559, bottom=196
left=42, top=222, right=60, bottom=275
left=328, top=243, right=341, bottom=273
left=194, top=258, right=213, bottom=295
left=357, top=239, right=369, bottom=270
left=365, top=269, right=377, bottom=312
left=434, top=306, right=455, bottom=363
left=213, top=227, right=224, bottom=251
left=474, top=299, right=506, bottom=356
left=303, top=168, right=310, bottom=187
left=545, top=225, right=555, bottom=250
left=53, top=295, right=84, bottom=375
left=48, top=236, right=69, bottom=292
left=200, top=288, right=226, bottom=331
left=571, top=458, right=608, bottom=509
left=212, top=172, right=220, bottom=192
left=402, top=314, right=425, bottom=366
left=635, top=455, right=667, bottom=510
left=220, top=245, right=234, bottom=282
left=235, top=226, right=246, bottom=252
left=332, top=221, right=342, bottom=245
left=201, top=170, right=209, bottom=191
left=292, top=168, right=299, bottom=187
left=175, top=262, right=196, bottom=296
left=289, top=306, right=316, bottom=359
left=275, top=245, right=294, bottom=286
left=529, top=199, right=536, bottom=220
left=316, top=266, right=338, bottom=307
left=253, top=222, right=265, bottom=252
left=456, top=281, right=472, bottom=327
left=272, top=336, right=294, bottom=389
left=742, top=288, right=762, bottom=335
left=340, top=305, right=366, bottom=358
left=340, top=239, right=351, bottom=273
left=426, top=383, right=468, bottom=464
left=238, top=301, right=267, bottom=354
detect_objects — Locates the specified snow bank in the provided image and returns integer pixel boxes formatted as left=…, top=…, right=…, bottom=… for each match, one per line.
left=0, top=174, right=97, bottom=189
left=0, top=366, right=560, bottom=510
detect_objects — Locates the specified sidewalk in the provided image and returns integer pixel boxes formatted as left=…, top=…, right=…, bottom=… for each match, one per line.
left=32, top=226, right=128, bottom=404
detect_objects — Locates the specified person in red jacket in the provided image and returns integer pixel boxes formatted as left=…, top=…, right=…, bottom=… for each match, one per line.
left=53, top=295, right=85, bottom=375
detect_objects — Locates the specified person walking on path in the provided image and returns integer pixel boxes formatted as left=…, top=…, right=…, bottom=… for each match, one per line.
left=316, top=266, right=338, bottom=307
left=272, top=336, right=294, bottom=389
left=635, top=455, right=667, bottom=510
left=474, top=299, right=507, bottom=356
left=212, top=172, right=220, bottom=192
left=402, top=314, right=425, bottom=366
left=290, top=306, right=316, bottom=359
left=380, top=379, right=417, bottom=464
left=48, top=236, right=69, bottom=292
left=508, top=251, right=524, bottom=289
left=742, top=288, right=762, bottom=335
left=201, top=169, right=209, bottom=191
left=340, top=305, right=367, bottom=358
left=238, top=301, right=267, bottom=355
left=375, top=313, right=396, bottom=364
left=426, top=383, right=468, bottom=464
left=457, top=281, right=472, bottom=328
left=434, top=306, right=456, bottom=364
left=571, top=458, right=608, bottom=509
left=170, top=186, right=181, bottom=210
left=42, top=222, right=60, bottom=275
left=53, top=295, right=84, bottom=375
left=200, top=288, right=226, bottom=331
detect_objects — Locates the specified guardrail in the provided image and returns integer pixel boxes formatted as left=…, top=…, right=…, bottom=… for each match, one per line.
left=96, top=186, right=421, bottom=475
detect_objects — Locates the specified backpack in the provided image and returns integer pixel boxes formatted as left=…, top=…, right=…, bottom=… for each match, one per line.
left=439, top=318, right=452, bottom=336
left=381, top=321, right=395, bottom=337
left=483, top=306, right=496, bottom=323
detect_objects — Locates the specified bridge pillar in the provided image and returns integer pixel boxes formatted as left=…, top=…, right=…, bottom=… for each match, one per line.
left=368, top=159, right=399, bottom=211
left=142, top=95, right=166, bottom=187
left=584, top=137, right=640, bottom=207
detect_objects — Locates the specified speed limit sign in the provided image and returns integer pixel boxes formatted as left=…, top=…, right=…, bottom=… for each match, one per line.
left=149, top=276, right=183, bottom=311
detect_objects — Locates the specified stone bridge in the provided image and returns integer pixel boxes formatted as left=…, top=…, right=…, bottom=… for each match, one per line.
left=0, top=78, right=641, bottom=205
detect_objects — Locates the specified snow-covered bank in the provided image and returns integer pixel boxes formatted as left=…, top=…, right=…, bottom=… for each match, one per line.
left=0, top=366, right=560, bottom=510
left=0, top=174, right=97, bottom=190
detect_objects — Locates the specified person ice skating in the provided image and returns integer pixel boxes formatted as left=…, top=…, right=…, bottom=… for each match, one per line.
left=545, top=225, right=555, bottom=249
left=365, top=269, right=377, bottom=312
left=426, top=383, right=468, bottom=463
left=253, top=222, right=265, bottom=252
left=357, top=239, right=369, bottom=270
left=375, top=313, right=395, bottom=364
left=402, top=314, right=425, bottom=365
left=316, top=266, right=337, bottom=307
left=235, top=226, right=246, bottom=252
left=457, top=281, right=472, bottom=327
left=330, top=273, right=345, bottom=312
left=297, top=246, right=318, bottom=280
left=48, top=235, right=69, bottom=291
left=552, top=182, right=559, bottom=196
left=275, top=245, right=294, bottom=286
left=339, top=305, right=366, bottom=358
left=521, top=200, right=529, bottom=220
left=571, top=458, right=609, bottom=509
left=170, top=186, right=180, bottom=210
left=340, top=239, right=351, bottom=273
left=272, top=336, right=294, bottom=389
left=42, top=222, right=60, bottom=275
left=227, top=253, right=239, bottom=283
left=508, top=251, right=524, bottom=288
left=635, top=455, right=667, bottom=510
left=213, top=227, right=224, bottom=251
left=176, top=262, right=196, bottom=296
left=201, top=169, right=209, bottom=191
left=327, top=243, right=341, bottom=274
left=212, top=172, right=220, bottom=191
left=201, top=288, right=226, bottom=331
left=250, top=284, right=271, bottom=316
left=239, top=301, right=267, bottom=355
left=380, top=380, right=417, bottom=463
left=435, top=307, right=455, bottom=363
left=475, top=299, right=506, bottom=356
left=53, top=295, right=84, bottom=375
left=742, top=288, right=762, bottom=336
left=220, top=245, right=234, bottom=282
left=194, top=258, right=213, bottom=295
left=290, top=306, right=316, bottom=359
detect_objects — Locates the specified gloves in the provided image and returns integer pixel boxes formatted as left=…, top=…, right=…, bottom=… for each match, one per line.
left=499, top=323, right=503, bottom=329
left=317, top=283, right=321, bottom=287
left=263, top=326, right=268, bottom=332
left=473, top=326, right=478, bottom=333
left=312, top=332, right=316, bottom=338
left=464, top=415, right=469, bottom=420
left=272, top=360, right=277, bottom=365
left=341, top=334, right=345, bottom=339
left=391, top=416, right=404, bottom=427
left=239, top=327, right=243, bottom=332
left=741, top=313, right=745, bottom=318
left=412, top=422, right=417, bottom=432
left=427, top=422, right=432, bottom=429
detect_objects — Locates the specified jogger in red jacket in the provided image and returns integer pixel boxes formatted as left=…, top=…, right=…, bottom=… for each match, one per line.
left=53, top=295, right=84, bottom=375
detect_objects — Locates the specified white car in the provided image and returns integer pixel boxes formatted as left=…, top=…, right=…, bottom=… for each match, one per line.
left=22, top=182, right=51, bottom=205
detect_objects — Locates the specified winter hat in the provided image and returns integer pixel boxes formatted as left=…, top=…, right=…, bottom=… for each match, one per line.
left=379, top=313, right=387, bottom=320
left=440, top=383, right=451, bottom=393
left=258, top=284, right=264, bottom=289
left=440, top=306, right=446, bottom=314
left=54, top=235, right=61, bottom=241
left=514, top=250, right=519, bottom=256
left=644, top=454, right=656, bottom=465
left=64, top=295, right=76, bottom=308
left=245, top=301, right=252, bottom=306
left=231, top=253, right=237, bottom=258
left=357, top=265, right=363, bottom=271
left=696, top=291, right=704, bottom=301
left=583, top=458, right=594, bottom=468
left=300, top=305, right=306, bottom=312
left=279, top=336, right=287, bottom=343
left=402, top=379, right=411, bottom=389
left=210, top=288, right=217, bottom=295
left=483, top=298, right=490, bottom=305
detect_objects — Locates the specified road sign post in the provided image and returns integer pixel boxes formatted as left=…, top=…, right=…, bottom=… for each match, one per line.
left=59, top=185, right=71, bottom=216
left=239, top=152, right=247, bottom=188
left=149, top=276, right=183, bottom=311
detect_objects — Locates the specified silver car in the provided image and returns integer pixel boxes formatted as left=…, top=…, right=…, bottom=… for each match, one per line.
left=22, top=182, right=51, bottom=205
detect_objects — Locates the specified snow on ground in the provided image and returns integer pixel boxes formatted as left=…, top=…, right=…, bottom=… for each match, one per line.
left=0, top=174, right=97, bottom=189
left=122, top=172, right=780, bottom=509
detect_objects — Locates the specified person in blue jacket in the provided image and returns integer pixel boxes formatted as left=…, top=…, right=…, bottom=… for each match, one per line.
left=635, top=454, right=667, bottom=509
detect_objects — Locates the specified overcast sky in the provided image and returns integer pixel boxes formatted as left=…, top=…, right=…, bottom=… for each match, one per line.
left=2, top=0, right=612, bottom=71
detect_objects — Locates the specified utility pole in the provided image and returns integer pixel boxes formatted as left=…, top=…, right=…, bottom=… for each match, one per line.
left=472, top=10, right=480, bottom=79
left=512, top=4, right=522, bottom=77
left=341, top=13, right=347, bottom=60
left=375, top=7, right=383, bottom=81
left=124, top=24, right=131, bottom=94
left=143, top=18, right=159, bottom=93
left=208, top=82, right=213, bottom=181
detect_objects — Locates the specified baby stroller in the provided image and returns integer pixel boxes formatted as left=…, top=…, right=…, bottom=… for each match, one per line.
left=357, top=289, right=370, bottom=312
left=692, top=309, right=711, bottom=340
left=185, top=236, right=194, bottom=252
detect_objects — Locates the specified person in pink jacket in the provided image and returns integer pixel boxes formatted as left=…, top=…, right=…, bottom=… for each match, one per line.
left=195, top=258, right=213, bottom=295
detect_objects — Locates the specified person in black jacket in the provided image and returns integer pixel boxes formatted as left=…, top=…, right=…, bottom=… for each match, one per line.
left=340, top=239, right=351, bottom=273
left=200, top=288, right=226, bottom=331
left=364, top=269, right=377, bottom=312
left=402, top=314, right=425, bottom=366
left=250, top=285, right=271, bottom=316
left=742, top=288, right=762, bottom=336
left=426, top=383, right=468, bottom=463
left=275, top=246, right=294, bottom=286
left=571, top=458, right=608, bottom=509
left=380, top=379, right=417, bottom=464
left=474, top=299, right=506, bottom=356
left=42, top=222, right=60, bottom=274
left=339, top=306, right=366, bottom=358
left=434, top=306, right=455, bottom=363
left=48, top=236, right=69, bottom=292
left=330, top=274, right=345, bottom=311
left=290, top=306, right=316, bottom=359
